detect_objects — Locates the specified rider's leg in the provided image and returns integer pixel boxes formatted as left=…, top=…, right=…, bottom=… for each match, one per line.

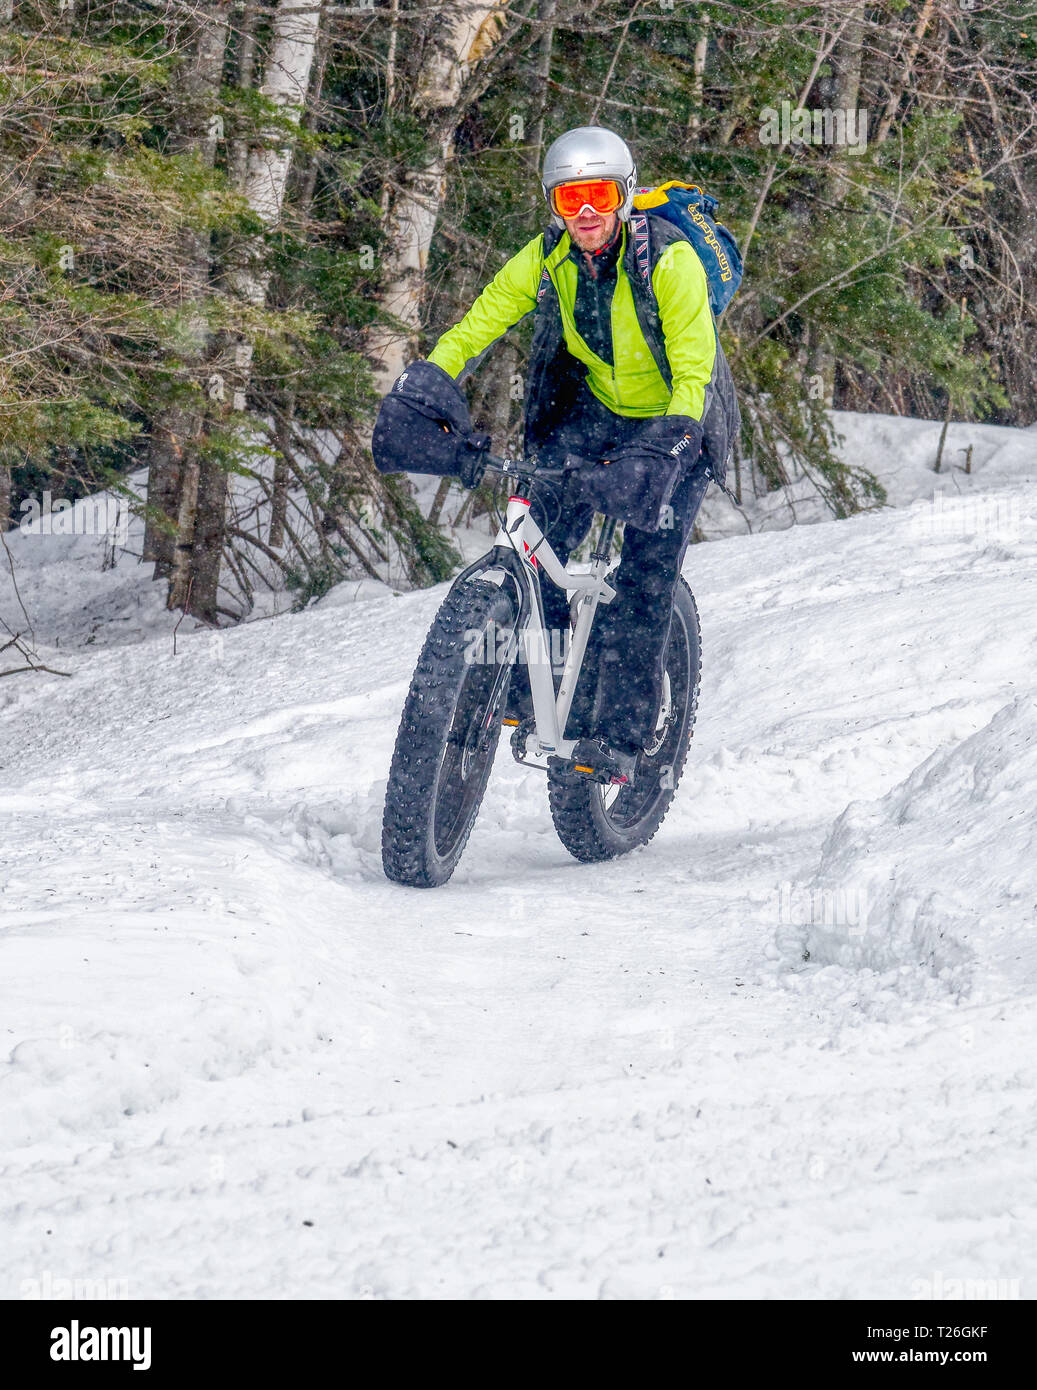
left=590, top=460, right=712, bottom=754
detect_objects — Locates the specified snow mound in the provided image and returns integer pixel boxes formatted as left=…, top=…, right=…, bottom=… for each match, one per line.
left=696, top=409, right=1036, bottom=538
left=782, top=698, right=1037, bottom=1000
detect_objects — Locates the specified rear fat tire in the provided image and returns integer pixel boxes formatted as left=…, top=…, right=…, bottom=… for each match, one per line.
left=382, top=579, right=517, bottom=887
left=547, top=577, right=701, bottom=863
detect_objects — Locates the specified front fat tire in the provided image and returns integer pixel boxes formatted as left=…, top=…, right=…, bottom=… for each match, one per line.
left=548, top=577, right=701, bottom=864
left=382, top=579, right=516, bottom=888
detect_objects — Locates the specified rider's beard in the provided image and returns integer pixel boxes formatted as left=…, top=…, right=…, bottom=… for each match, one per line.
left=566, top=211, right=619, bottom=252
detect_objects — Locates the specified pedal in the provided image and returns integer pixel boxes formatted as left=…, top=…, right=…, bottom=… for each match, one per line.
left=546, top=753, right=629, bottom=786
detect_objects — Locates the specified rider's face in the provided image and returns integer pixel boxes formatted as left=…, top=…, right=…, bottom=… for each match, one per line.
left=564, top=209, right=619, bottom=253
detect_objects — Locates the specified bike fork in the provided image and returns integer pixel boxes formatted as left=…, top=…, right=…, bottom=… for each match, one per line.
left=520, top=567, right=563, bottom=753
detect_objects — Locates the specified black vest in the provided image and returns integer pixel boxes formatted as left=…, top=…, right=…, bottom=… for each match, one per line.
left=522, top=216, right=739, bottom=480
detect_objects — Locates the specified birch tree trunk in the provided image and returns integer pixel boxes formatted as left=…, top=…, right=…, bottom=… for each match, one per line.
left=809, top=1, right=867, bottom=407
left=168, top=0, right=323, bottom=621
left=367, top=1, right=508, bottom=393
left=530, top=0, right=558, bottom=177
left=226, top=1, right=259, bottom=193
left=142, top=2, right=231, bottom=576
left=687, top=16, right=710, bottom=144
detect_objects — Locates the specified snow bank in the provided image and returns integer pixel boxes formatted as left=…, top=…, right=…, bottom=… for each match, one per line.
left=787, top=697, right=1037, bottom=1002
left=695, top=410, right=1037, bottom=539
left=2, top=409, right=1036, bottom=1298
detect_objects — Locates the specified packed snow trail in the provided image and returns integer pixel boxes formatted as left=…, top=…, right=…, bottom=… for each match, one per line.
left=1, top=426, right=1036, bottom=1298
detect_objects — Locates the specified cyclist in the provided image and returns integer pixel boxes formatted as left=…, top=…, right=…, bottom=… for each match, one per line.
left=374, top=126, right=738, bottom=787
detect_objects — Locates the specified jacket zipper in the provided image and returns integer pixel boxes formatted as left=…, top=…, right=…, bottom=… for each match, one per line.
left=564, top=235, right=624, bottom=408
left=611, top=273, right=620, bottom=406
left=610, top=228, right=630, bottom=408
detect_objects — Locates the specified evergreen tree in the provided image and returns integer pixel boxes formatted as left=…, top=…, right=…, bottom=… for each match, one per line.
left=2, top=2, right=1034, bottom=616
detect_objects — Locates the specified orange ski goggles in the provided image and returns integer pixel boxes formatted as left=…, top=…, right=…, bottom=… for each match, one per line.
left=550, top=178, right=623, bottom=219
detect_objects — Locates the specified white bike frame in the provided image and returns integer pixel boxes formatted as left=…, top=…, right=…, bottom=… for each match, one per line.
left=474, top=490, right=617, bottom=769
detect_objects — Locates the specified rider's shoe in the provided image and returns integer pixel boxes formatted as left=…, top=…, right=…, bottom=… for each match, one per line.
left=562, top=736, right=641, bottom=787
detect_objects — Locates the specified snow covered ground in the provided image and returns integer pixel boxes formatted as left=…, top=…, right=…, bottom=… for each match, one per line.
left=1, top=411, right=1035, bottom=1299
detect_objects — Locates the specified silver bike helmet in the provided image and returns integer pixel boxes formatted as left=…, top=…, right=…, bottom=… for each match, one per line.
left=541, top=126, right=637, bottom=229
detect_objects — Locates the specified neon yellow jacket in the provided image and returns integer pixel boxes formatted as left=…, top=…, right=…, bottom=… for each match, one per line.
left=428, top=222, right=716, bottom=422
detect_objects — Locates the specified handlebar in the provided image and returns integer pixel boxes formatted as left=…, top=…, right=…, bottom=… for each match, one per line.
left=481, top=450, right=595, bottom=481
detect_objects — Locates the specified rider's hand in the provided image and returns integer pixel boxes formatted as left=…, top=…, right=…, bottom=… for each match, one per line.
left=457, top=432, right=492, bottom=489
left=610, top=414, right=703, bottom=462
left=568, top=417, right=704, bottom=531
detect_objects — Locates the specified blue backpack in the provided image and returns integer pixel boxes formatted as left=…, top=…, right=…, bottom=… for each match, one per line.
left=630, top=181, right=743, bottom=318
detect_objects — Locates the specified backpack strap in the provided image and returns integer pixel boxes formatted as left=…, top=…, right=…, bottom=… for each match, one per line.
left=626, top=213, right=674, bottom=392
left=629, top=211, right=653, bottom=290
left=536, top=224, right=564, bottom=304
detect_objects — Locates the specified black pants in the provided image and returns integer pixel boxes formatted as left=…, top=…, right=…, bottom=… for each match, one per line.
left=508, top=385, right=711, bottom=753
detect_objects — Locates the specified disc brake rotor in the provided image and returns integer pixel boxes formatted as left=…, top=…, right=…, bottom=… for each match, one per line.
left=643, top=672, right=673, bottom=757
